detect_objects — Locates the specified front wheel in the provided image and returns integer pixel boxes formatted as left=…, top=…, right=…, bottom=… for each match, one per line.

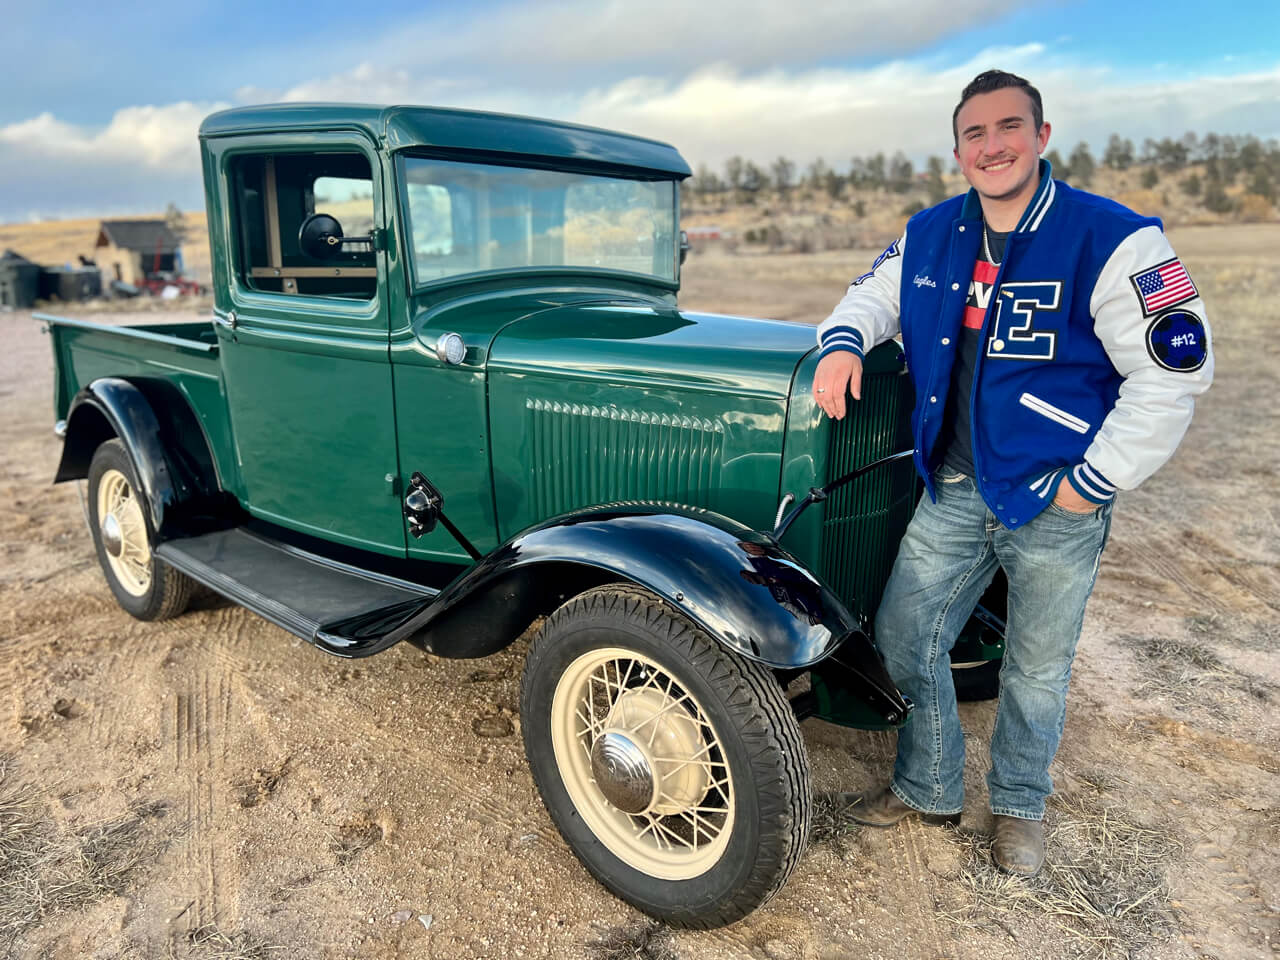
left=521, top=584, right=810, bottom=928
left=87, top=439, right=193, bottom=621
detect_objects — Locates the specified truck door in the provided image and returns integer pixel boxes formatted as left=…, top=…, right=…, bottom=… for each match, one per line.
left=211, top=137, right=405, bottom=556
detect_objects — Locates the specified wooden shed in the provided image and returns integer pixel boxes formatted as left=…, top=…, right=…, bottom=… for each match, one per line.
left=94, top=219, right=183, bottom=286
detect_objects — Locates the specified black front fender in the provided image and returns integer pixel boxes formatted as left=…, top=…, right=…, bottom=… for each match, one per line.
left=399, top=502, right=862, bottom=669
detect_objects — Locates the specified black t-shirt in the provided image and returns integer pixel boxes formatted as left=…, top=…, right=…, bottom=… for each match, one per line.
left=937, top=225, right=1008, bottom=476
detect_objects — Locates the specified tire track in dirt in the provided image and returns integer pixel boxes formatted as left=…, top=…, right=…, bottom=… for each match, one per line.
left=1182, top=836, right=1279, bottom=955
left=172, top=669, right=236, bottom=934
left=1114, top=534, right=1233, bottom=615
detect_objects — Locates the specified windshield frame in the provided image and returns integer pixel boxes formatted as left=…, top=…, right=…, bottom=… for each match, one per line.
left=393, top=151, right=681, bottom=294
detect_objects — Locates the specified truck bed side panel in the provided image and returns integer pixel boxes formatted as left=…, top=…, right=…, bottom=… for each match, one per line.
left=45, top=316, right=238, bottom=493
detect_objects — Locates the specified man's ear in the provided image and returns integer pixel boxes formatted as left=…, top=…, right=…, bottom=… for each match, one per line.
left=1037, top=120, right=1052, bottom=154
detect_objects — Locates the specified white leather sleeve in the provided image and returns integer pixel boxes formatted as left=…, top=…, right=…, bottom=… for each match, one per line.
left=1081, top=225, right=1213, bottom=492
left=816, top=229, right=906, bottom=358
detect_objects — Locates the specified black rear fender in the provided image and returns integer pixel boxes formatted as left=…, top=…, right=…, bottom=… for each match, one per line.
left=55, top=377, right=235, bottom=540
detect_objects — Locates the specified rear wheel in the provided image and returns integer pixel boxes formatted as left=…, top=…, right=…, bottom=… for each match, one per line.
left=952, top=658, right=1001, bottom=701
left=87, top=439, right=192, bottom=621
left=521, top=584, right=810, bottom=928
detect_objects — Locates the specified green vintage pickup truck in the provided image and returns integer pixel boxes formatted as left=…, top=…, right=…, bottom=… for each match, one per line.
left=43, top=103, right=1005, bottom=927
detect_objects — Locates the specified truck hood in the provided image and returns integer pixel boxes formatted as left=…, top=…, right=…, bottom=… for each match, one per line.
left=487, top=302, right=817, bottom=399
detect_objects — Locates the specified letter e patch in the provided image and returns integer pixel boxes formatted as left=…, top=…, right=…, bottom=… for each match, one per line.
left=1146, top=310, right=1207, bottom=372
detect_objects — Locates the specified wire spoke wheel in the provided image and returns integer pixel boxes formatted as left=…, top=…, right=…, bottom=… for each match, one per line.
left=87, top=439, right=192, bottom=621
left=552, top=647, right=734, bottom=879
left=96, top=468, right=152, bottom=596
left=522, top=584, right=810, bottom=927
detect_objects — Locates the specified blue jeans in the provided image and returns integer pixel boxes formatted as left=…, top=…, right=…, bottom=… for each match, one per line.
left=875, top=469, right=1112, bottom=821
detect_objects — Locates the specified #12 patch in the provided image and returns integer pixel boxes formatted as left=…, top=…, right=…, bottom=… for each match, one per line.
left=1146, top=309, right=1207, bottom=372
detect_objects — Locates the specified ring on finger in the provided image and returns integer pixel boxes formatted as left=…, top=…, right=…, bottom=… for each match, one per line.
left=816, top=387, right=826, bottom=393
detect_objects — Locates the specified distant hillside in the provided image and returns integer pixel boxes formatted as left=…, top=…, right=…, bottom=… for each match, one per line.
left=0, top=212, right=210, bottom=284
left=684, top=161, right=1277, bottom=256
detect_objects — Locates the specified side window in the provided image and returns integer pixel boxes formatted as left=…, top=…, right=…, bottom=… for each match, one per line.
left=230, top=152, right=377, bottom=300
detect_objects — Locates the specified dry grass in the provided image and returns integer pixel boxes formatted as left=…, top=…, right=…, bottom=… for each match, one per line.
left=940, top=793, right=1181, bottom=959
left=0, top=755, right=168, bottom=946
left=586, top=921, right=679, bottom=960
left=807, top=792, right=872, bottom=860
left=1124, top=635, right=1274, bottom=704
left=167, top=923, right=284, bottom=960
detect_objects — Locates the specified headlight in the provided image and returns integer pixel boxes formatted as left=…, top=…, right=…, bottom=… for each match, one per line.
left=435, top=332, right=466, bottom=365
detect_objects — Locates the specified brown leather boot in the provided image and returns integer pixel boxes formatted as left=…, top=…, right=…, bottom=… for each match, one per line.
left=836, top=787, right=961, bottom=828
left=992, top=815, right=1045, bottom=876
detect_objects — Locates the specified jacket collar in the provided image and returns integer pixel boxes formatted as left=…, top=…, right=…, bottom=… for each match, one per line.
left=959, top=158, right=1056, bottom=233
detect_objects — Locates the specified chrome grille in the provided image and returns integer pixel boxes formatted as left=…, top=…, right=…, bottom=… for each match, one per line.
left=820, top=368, right=917, bottom=620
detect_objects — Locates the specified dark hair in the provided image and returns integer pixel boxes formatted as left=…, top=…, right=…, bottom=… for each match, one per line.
left=952, top=70, right=1043, bottom=146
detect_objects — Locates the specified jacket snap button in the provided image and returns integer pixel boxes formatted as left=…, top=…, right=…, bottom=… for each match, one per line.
left=997, top=504, right=1005, bottom=510
left=930, top=395, right=937, bottom=403
left=941, top=337, right=950, bottom=345
left=1010, top=517, right=1018, bottom=524
left=992, top=339, right=1005, bottom=351
left=951, top=282, right=960, bottom=291
left=959, top=225, right=966, bottom=232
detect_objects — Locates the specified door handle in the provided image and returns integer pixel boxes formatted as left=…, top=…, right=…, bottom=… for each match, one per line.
left=212, top=310, right=238, bottom=331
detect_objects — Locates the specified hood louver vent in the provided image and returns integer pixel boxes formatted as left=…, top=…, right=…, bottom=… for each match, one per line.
left=526, top=399, right=724, bottom=518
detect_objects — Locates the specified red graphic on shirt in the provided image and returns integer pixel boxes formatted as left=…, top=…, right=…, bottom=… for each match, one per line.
left=964, top=258, right=999, bottom=330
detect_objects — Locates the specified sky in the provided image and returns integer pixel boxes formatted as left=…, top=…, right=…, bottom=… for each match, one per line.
left=0, top=0, right=1276, bottom=222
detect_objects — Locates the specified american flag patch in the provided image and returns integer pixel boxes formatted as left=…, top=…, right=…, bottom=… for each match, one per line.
left=1130, top=258, right=1197, bottom=316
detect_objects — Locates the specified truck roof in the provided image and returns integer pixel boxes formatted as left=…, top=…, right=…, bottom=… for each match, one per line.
left=199, top=103, right=691, bottom=178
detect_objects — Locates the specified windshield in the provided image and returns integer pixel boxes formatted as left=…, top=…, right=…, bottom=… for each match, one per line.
left=401, top=157, right=677, bottom=285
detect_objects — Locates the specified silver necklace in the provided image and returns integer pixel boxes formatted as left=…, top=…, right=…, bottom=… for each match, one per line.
left=983, top=223, right=1001, bottom=266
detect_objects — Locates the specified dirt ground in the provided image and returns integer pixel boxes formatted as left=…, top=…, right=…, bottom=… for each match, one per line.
left=2, top=225, right=1277, bottom=960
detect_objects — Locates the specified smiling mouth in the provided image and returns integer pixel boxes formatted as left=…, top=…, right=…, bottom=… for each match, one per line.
left=980, top=159, right=1016, bottom=173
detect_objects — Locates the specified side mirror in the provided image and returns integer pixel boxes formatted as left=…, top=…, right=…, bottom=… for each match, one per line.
left=679, top=229, right=691, bottom=266
left=298, top=213, right=345, bottom=260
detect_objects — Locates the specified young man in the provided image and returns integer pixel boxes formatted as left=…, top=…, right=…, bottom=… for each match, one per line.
left=812, top=70, right=1212, bottom=875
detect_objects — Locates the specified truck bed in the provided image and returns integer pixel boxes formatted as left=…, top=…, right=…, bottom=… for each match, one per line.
left=40, top=313, right=222, bottom=422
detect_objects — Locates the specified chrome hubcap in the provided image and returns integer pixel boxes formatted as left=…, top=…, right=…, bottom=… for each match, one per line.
left=590, top=732, right=655, bottom=814
left=101, top=513, right=123, bottom=557
left=551, top=647, right=734, bottom=879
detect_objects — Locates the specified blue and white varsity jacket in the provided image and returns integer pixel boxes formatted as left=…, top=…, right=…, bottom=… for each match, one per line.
left=817, top=161, right=1213, bottom=530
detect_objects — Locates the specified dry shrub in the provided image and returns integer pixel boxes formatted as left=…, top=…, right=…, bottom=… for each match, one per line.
left=586, top=921, right=678, bottom=960
left=0, top=755, right=169, bottom=943
left=1123, top=635, right=1274, bottom=704
left=941, top=792, right=1181, bottom=958
left=169, top=923, right=283, bottom=960
left=1114, top=190, right=1164, bottom=218
left=808, top=792, right=872, bottom=859
left=1237, top=193, right=1275, bottom=223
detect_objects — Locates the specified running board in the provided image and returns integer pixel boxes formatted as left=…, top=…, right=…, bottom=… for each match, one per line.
left=155, top=528, right=437, bottom=658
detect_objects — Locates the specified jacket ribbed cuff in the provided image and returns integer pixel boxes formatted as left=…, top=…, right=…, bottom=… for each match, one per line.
left=817, top=325, right=864, bottom=359
left=1066, top=461, right=1117, bottom=504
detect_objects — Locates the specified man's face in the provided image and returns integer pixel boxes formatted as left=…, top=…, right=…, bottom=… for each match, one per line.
left=952, top=87, right=1050, bottom=205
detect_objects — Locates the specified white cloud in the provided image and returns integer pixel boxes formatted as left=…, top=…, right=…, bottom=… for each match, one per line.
left=379, top=0, right=1014, bottom=79
left=0, top=101, right=229, bottom=171
left=3, top=49, right=1278, bottom=222
left=571, top=55, right=1280, bottom=172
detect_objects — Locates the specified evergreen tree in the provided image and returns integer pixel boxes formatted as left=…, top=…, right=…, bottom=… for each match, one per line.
left=1181, top=173, right=1202, bottom=197
left=888, top=151, right=914, bottom=193
left=1141, top=167, right=1159, bottom=189
left=1046, top=149, right=1067, bottom=178
left=1103, top=135, right=1135, bottom=170
left=771, top=156, right=796, bottom=197
left=926, top=156, right=947, bottom=204
left=725, top=156, right=744, bottom=198
left=1068, top=142, right=1096, bottom=186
